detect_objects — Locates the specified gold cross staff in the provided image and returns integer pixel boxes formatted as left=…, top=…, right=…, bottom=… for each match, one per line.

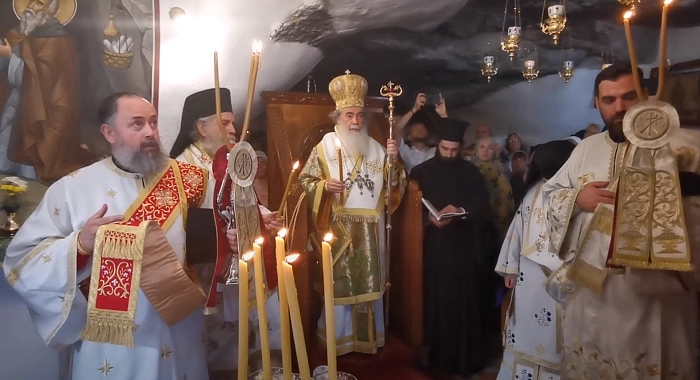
left=379, top=80, right=402, bottom=332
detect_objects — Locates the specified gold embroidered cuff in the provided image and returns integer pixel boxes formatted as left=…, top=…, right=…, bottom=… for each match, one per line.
left=76, top=231, right=91, bottom=256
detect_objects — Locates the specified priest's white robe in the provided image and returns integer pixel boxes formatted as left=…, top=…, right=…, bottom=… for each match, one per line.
left=3, top=158, right=209, bottom=380
left=176, top=143, right=282, bottom=374
left=543, top=131, right=700, bottom=380
left=496, top=181, right=563, bottom=380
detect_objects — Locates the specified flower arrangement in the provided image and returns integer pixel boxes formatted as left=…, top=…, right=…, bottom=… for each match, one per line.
left=1, top=176, right=28, bottom=214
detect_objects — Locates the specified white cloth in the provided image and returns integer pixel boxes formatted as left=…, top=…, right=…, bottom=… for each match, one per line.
left=495, top=181, right=563, bottom=380
left=3, top=158, right=208, bottom=380
left=176, top=143, right=282, bottom=373
left=542, top=131, right=700, bottom=379
left=399, top=138, right=434, bottom=174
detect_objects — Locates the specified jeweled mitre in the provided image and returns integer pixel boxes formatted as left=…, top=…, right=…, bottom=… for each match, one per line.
left=329, top=70, right=368, bottom=110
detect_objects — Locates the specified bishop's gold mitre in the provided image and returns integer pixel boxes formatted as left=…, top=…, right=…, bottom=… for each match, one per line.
left=329, top=70, right=368, bottom=110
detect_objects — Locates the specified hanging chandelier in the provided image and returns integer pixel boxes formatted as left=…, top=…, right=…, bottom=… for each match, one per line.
left=500, top=0, right=522, bottom=60
left=481, top=55, right=498, bottom=82
left=559, top=60, right=575, bottom=82
left=540, top=0, right=567, bottom=45
left=522, top=53, right=539, bottom=83
left=617, top=0, right=641, bottom=10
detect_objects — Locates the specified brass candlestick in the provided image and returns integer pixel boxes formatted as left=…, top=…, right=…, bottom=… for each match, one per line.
left=379, top=81, right=402, bottom=331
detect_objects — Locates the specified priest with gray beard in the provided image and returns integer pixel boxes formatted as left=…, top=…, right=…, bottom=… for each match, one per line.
left=4, top=92, right=216, bottom=380
left=299, top=71, right=406, bottom=355
left=0, top=0, right=92, bottom=183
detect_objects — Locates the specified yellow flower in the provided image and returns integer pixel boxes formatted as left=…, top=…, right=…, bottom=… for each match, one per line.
left=1, top=184, right=26, bottom=194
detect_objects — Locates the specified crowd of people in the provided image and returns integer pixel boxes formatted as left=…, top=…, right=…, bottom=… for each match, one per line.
left=3, top=63, right=700, bottom=380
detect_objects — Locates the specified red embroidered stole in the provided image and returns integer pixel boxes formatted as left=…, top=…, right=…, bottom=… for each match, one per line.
left=81, top=160, right=206, bottom=347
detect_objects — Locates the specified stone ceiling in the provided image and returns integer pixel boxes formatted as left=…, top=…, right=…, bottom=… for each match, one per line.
left=271, top=0, right=700, bottom=110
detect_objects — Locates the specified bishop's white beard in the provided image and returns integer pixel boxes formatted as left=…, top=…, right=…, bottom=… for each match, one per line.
left=19, top=9, right=46, bottom=36
left=112, top=138, right=169, bottom=179
left=335, top=123, right=370, bottom=157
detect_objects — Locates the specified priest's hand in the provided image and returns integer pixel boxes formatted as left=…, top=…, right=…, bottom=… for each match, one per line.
left=226, top=228, right=238, bottom=253
left=325, top=179, right=345, bottom=194
left=504, top=274, right=517, bottom=288
left=387, top=139, right=398, bottom=159
left=575, top=181, right=615, bottom=213
left=0, top=39, right=11, bottom=58
left=263, top=212, right=285, bottom=232
left=78, top=204, right=125, bottom=254
left=440, top=205, right=462, bottom=215
left=429, top=214, right=451, bottom=228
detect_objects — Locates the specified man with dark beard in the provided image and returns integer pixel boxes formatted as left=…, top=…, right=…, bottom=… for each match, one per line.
left=3, top=93, right=213, bottom=380
left=298, top=70, right=406, bottom=355
left=0, top=0, right=91, bottom=183
left=411, top=118, right=492, bottom=379
left=544, top=63, right=700, bottom=379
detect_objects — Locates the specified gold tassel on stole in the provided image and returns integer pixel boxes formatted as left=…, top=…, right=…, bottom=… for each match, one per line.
left=81, top=224, right=146, bottom=348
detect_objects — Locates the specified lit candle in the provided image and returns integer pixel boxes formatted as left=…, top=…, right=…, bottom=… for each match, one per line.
left=525, top=60, right=535, bottom=69
left=283, top=254, right=311, bottom=379
left=240, top=40, right=263, bottom=142
left=275, top=230, right=293, bottom=380
left=623, top=11, right=644, bottom=100
left=279, top=161, right=300, bottom=219
left=213, top=51, right=232, bottom=151
left=657, top=0, right=673, bottom=100
left=253, top=237, right=271, bottom=379
left=238, top=252, right=255, bottom=380
left=321, top=233, right=338, bottom=380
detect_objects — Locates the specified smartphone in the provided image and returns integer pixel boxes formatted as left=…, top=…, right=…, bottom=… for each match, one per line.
left=426, top=93, right=442, bottom=105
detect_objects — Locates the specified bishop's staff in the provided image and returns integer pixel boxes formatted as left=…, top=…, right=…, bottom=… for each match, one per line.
left=379, top=81, right=402, bottom=331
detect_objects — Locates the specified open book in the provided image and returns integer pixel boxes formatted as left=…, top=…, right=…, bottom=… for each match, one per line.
left=421, top=198, right=466, bottom=221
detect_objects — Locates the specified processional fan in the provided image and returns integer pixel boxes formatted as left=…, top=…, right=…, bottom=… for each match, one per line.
left=607, top=0, right=695, bottom=273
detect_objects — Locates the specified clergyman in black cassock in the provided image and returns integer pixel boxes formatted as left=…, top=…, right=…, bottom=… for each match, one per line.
left=411, top=118, right=493, bottom=378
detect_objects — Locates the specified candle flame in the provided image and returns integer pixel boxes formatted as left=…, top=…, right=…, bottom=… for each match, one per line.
left=255, top=237, right=264, bottom=245
left=278, top=228, right=288, bottom=238
left=253, top=40, right=263, bottom=54
left=323, top=232, right=334, bottom=242
left=242, top=251, right=255, bottom=261
left=664, top=0, right=673, bottom=5
left=285, top=253, right=301, bottom=264
left=623, top=10, right=635, bottom=20
left=292, top=161, right=300, bottom=170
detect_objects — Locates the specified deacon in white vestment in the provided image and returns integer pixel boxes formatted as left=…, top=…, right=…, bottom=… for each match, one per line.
left=496, top=139, right=576, bottom=380
left=543, top=64, right=700, bottom=379
left=4, top=93, right=210, bottom=380
left=169, top=88, right=284, bottom=376
left=299, top=71, right=406, bottom=355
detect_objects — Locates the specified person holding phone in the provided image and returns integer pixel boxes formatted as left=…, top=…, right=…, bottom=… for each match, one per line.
left=392, top=92, right=448, bottom=173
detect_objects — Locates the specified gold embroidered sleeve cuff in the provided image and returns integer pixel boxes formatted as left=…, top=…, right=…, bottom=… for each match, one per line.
left=76, top=231, right=91, bottom=256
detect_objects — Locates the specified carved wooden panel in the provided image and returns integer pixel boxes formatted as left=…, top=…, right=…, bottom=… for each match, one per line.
left=262, top=91, right=424, bottom=348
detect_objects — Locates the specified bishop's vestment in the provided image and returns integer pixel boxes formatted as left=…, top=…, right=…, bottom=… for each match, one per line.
left=299, top=131, right=406, bottom=355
